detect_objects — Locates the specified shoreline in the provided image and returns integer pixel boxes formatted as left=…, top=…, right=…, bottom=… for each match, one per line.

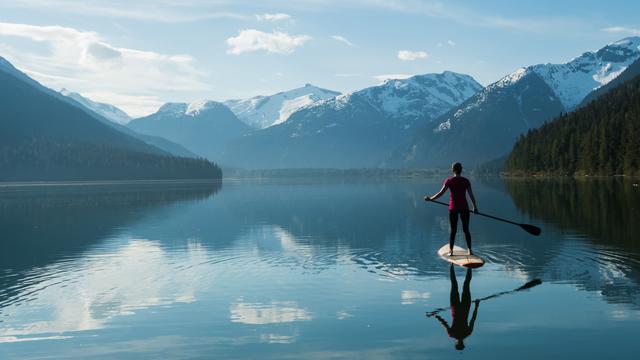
left=0, top=179, right=222, bottom=189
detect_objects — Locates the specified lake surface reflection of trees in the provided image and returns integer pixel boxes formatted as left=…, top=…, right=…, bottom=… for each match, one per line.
left=505, top=178, right=640, bottom=253
left=505, top=177, right=640, bottom=307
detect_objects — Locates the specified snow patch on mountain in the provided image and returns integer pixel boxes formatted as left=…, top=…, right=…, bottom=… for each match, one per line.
left=224, top=84, right=340, bottom=129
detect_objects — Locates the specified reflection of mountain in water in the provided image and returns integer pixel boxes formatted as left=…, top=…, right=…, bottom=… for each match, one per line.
left=0, top=182, right=220, bottom=289
left=505, top=178, right=640, bottom=307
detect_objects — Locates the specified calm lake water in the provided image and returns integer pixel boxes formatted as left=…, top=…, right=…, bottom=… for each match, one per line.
left=0, top=178, right=639, bottom=359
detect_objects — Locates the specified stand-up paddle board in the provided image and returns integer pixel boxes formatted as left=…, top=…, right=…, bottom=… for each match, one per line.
left=438, top=244, right=485, bottom=268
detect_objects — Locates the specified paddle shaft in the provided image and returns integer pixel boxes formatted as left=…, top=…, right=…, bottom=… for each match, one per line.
left=427, top=199, right=541, bottom=236
left=429, top=199, right=518, bottom=226
left=426, top=278, right=542, bottom=317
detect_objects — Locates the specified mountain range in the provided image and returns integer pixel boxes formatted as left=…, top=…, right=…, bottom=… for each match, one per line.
left=223, top=71, right=483, bottom=168
left=3, top=36, right=639, bottom=177
left=59, top=89, right=199, bottom=158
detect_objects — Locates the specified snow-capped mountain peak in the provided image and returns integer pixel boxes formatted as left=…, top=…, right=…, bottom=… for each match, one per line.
left=527, top=36, right=640, bottom=109
left=157, top=102, right=187, bottom=114
left=328, top=71, right=483, bottom=122
left=59, top=89, right=131, bottom=125
left=156, top=100, right=226, bottom=117
left=224, top=84, right=341, bottom=129
left=185, top=100, right=225, bottom=116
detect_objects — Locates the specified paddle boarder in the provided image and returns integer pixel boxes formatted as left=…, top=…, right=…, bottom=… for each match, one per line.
left=432, top=265, right=480, bottom=351
left=425, top=162, right=478, bottom=256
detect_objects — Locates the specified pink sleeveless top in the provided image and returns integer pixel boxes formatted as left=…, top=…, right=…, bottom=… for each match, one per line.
left=444, top=176, right=470, bottom=211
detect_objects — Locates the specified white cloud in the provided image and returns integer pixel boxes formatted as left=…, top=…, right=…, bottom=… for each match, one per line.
left=335, top=73, right=361, bottom=77
left=331, top=35, right=354, bottom=46
left=0, top=21, right=207, bottom=116
left=373, top=74, right=412, bottom=82
left=447, top=39, right=456, bottom=47
left=601, top=26, right=640, bottom=36
left=226, top=29, right=311, bottom=55
left=256, top=13, right=292, bottom=22
left=397, top=50, right=428, bottom=61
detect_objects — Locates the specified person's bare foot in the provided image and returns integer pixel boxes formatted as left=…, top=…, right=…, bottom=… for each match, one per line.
left=449, top=249, right=454, bottom=256
left=468, top=249, right=473, bottom=255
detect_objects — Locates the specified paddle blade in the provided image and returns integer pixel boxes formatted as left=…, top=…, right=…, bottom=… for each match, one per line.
left=519, top=223, right=542, bottom=236
left=516, top=279, right=542, bottom=291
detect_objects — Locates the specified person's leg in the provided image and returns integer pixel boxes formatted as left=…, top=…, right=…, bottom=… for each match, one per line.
left=461, top=210, right=472, bottom=254
left=449, top=211, right=459, bottom=254
left=450, top=264, right=460, bottom=308
left=462, top=268, right=472, bottom=306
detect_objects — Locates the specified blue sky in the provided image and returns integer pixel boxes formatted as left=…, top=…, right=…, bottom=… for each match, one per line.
left=1, top=0, right=639, bottom=116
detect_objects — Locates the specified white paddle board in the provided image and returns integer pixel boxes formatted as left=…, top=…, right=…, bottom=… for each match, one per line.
left=438, top=244, right=485, bottom=268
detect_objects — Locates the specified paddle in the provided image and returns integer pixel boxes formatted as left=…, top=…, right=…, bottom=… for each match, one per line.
left=425, top=278, right=543, bottom=317
left=426, top=199, right=541, bottom=236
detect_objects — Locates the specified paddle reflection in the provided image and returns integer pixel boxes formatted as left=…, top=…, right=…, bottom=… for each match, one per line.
left=429, top=265, right=479, bottom=351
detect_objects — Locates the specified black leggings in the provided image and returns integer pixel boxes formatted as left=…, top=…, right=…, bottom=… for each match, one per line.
left=449, top=210, right=471, bottom=250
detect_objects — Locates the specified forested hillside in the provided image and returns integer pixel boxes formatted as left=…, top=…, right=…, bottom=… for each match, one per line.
left=0, top=58, right=221, bottom=181
left=505, top=75, right=640, bottom=175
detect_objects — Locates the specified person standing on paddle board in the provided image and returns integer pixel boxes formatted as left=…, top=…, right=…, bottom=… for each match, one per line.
left=425, top=162, right=478, bottom=256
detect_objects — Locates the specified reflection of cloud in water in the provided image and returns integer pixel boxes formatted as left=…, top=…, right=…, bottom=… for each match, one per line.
left=336, top=309, right=353, bottom=320
left=401, top=290, right=431, bottom=305
left=0, top=335, right=73, bottom=344
left=259, top=333, right=297, bottom=344
left=229, top=299, right=312, bottom=325
left=0, top=239, right=213, bottom=342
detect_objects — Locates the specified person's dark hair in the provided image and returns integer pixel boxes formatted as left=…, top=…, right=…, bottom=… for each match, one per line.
left=452, top=162, right=463, bottom=174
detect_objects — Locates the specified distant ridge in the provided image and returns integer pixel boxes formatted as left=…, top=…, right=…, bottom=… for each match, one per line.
left=128, top=100, right=251, bottom=162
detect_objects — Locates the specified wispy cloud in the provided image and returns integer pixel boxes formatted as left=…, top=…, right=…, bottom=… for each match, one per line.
left=373, top=74, right=412, bottom=82
left=226, top=29, right=311, bottom=55
left=0, top=0, right=574, bottom=31
left=335, top=73, right=361, bottom=77
left=256, top=13, right=292, bottom=22
left=397, top=50, right=428, bottom=61
left=447, top=39, right=455, bottom=47
left=601, top=26, right=640, bottom=36
left=0, top=0, right=251, bottom=23
left=331, top=35, right=354, bottom=46
left=0, top=21, right=207, bottom=116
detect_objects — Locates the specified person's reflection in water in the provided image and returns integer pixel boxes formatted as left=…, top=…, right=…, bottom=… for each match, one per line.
left=434, top=264, right=480, bottom=350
